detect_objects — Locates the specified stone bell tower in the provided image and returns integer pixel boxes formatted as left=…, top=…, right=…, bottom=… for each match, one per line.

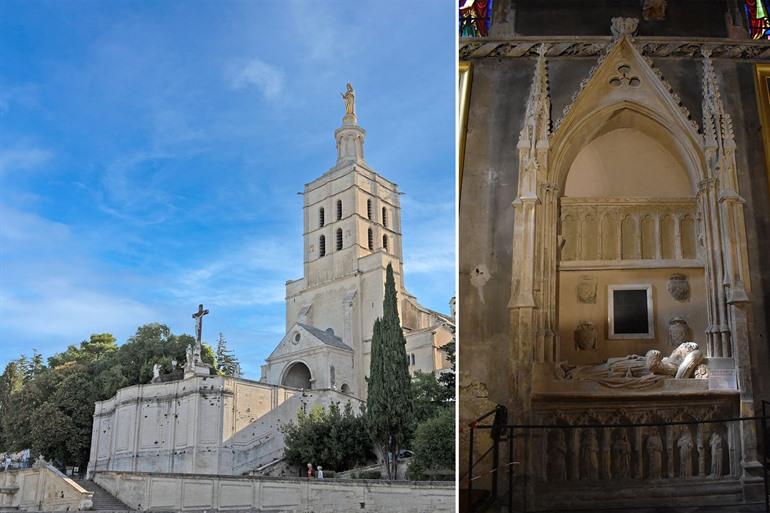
left=283, top=84, right=407, bottom=398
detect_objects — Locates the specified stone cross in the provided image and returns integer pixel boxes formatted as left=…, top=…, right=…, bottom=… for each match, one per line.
left=192, top=304, right=209, bottom=356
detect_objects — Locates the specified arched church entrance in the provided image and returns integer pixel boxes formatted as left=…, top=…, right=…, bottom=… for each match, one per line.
left=282, top=362, right=312, bottom=389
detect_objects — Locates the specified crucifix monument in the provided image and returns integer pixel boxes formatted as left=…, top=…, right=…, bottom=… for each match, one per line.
left=185, top=303, right=211, bottom=378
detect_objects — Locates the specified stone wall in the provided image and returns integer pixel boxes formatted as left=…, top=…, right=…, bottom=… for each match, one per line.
left=0, top=464, right=94, bottom=512
left=87, top=374, right=358, bottom=478
left=93, top=471, right=454, bottom=513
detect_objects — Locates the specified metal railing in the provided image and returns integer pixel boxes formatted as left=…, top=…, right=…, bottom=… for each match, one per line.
left=466, top=407, right=770, bottom=513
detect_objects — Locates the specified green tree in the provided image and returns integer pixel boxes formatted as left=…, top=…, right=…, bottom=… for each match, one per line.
left=282, top=401, right=373, bottom=472
left=0, top=324, right=214, bottom=469
left=366, top=263, right=414, bottom=480
left=406, top=407, right=455, bottom=481
left=215, top=333, right=241, bottom=377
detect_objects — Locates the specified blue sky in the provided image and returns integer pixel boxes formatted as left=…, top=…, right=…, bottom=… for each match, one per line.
left=0, top=1, right=456, bottom=379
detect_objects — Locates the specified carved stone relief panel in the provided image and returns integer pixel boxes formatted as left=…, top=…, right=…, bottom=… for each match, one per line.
left=576, top=276, right=598, bottom=304
left=574, top=321, right=598, bottom=351
left=560, top=198, right=699, bottom=267
left=667, top=273, right=690, bottom=301
left=668, top=316, right=690, bottom=347
left=535, top=402, right=733, bottom=485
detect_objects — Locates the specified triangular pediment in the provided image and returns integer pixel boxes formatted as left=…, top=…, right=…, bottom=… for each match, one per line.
left=266, top=322, right=352, bottom=362
left=550, top=35, right=704, bottom=186
left=554, top=36, right=699, bottom=140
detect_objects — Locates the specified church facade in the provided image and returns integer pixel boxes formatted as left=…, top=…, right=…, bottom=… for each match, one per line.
left=260, top=86, right=454, bottom=399
left=86, top=87, right=453, bottom=479
left=460, top=2, right=770, bottom=510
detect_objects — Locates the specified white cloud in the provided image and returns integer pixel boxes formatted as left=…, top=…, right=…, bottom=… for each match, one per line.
left=226, top=59, right=285, bottom=100
left=0, top=147, right=52, bottom=177
left=0, top=287, right=158, bottom=339
left=163, top=238, right=300, bottom=308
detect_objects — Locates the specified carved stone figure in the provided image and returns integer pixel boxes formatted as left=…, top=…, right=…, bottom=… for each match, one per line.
left=576, top=276, right=597, bottom=304
left=642, top=0, right=667, bottom=21
left=610, top=17, right=639, bottom=38
left=581, top=429, right=600, bottom=480
left=694, top=364, right=709, bottom=379
left=152, top=363, right=161, bottom=382
left=548, top=430, right=568, bottom=481
left=709, top=432, right=723, bottom=478
left=677, top=431, right=694, bottom=477
left=667, top=273, right=690, bottom=301
left=645, top=432, right=664, bottom=479
left=185, top=345, right=194, bottom=371
left=668, top=317, right=690, bottom=347
left=612, top=431, right=632, bottom=479
left=574, top=321, right=597, bottom=351
left=341, top=83, right=355, bottom=117
left=558, top=342, right=703, bottom=388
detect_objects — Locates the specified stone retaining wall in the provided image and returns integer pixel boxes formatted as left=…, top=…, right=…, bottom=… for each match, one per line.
left=94, top=471, right=454, bottom=513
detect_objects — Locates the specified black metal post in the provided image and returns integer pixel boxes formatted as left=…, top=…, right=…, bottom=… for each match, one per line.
left=492, top=427, right=500, bottom=498
left=763, top=400, right=768, bottom=513
left=508, top=427, right=514, bottom=513
left=468, top=424, right=475, bottom=512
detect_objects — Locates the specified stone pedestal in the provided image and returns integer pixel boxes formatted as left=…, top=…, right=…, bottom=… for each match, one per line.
left=184, top=365, right=211, bottom=380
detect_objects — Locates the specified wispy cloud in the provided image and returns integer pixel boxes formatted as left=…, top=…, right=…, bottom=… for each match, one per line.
left=226, top=58, right=286, bottom=100
left=163, top=237, right=300, bottom=308
left=0, top=147, right=52, bottom=177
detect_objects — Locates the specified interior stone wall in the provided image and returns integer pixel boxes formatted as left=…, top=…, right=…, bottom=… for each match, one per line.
left=459, top=53, right=770, bottom=415
left=558, top=267, right=707, bottom=365
left=489, top=0, right=738, bottom=38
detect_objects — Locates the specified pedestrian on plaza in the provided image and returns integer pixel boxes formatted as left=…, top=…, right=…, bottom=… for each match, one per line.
left=316, top=466, right=324, bottom=479
left=306, top=462, right=313, bottom=479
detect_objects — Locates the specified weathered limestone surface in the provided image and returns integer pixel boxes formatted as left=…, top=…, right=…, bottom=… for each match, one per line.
left=87, top=375, right=359, bottom=478
left=0, top=464, right=94, bottom=512
left=93, top=471, right=454, bottom=513
left=460, top=8, right=770, bottom=510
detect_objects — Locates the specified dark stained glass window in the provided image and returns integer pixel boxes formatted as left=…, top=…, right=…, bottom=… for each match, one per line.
left=459, top=0, right=492, bottom=38
left=746, top=0, right=770, bottom=39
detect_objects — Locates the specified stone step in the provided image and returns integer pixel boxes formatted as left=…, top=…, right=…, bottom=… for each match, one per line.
left=74, top=480, right=132, bottom=512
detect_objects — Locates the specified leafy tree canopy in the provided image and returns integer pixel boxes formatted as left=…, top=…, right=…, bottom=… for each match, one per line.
left=282, top=401, right=373, bottom=472
left=0, top=324, right=224, bottom=469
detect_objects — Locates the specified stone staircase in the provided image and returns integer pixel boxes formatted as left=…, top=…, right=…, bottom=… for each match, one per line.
left=74, top=480, right=132, bottom=512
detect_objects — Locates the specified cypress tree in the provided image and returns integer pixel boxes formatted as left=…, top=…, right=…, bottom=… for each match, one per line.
left=366, top=263, right=414, bottom=479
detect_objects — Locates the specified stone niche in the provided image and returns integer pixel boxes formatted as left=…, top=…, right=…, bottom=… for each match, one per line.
left=558, top=268, right=706, bottom=366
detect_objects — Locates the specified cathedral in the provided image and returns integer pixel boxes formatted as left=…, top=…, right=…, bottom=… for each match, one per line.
left=86, top=87, right=453, bottom=479
left=459, top=1, right=770, bottom=511
left=259, top=84, right=454, bottom=399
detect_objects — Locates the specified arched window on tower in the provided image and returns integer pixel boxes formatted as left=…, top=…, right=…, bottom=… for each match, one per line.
left=367, top=199, right=372, bottom=220
left=382, top=207, right=388, bottom=228
left=367, top=228, right=373, bottom=250
left=382, top=234, right=388, bottom=251
left=319, top=207, right=325, bottom=227
left=319, top=235, right=326, bottom=257
left=336, top=200, right=343, bottom=220
left=336, top=228, right=343, bottom=250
